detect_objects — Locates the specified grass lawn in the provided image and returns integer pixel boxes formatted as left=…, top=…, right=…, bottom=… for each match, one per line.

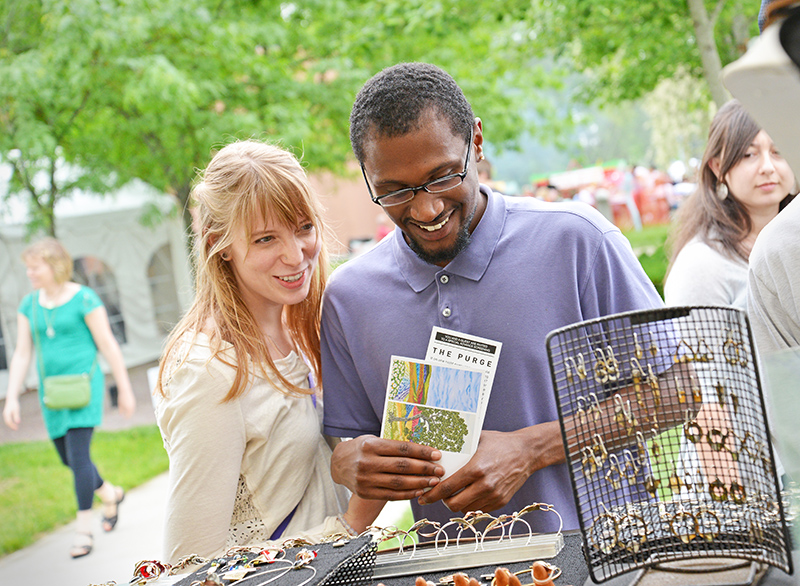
left=0, top=425, right=168, bottom=556
left=623, top=223, right=670, bottom=298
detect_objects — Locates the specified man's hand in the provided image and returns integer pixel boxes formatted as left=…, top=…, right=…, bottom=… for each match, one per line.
left=331, top=435, right=444, bottom=500
left=418, top=422, right=565, bottom=513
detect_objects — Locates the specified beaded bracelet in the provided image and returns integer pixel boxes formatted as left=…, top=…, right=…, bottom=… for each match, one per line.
left=337, top=513, right=359, bottom=537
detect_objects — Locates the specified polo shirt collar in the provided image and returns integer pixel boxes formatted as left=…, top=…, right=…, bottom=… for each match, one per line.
left=393, top=185, right=505, bottom=292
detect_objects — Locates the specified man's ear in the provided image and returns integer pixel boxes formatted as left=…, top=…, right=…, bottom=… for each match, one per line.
left=473, top=117, right=484, bottom=160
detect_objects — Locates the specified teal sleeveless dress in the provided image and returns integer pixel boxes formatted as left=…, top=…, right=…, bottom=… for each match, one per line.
left=19, top=287, right=105, bottom=439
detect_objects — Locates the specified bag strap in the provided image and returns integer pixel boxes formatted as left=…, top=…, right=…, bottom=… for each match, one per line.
left=31, top=291, right=97, bottom=380
left=31, top=292, right=47, bottom=379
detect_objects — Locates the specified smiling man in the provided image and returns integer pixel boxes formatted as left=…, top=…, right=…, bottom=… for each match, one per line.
left=320, top=63, right=664, bottom=534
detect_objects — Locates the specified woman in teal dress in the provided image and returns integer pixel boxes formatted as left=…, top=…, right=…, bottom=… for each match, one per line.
left=3, top=238, right=137, bottom=559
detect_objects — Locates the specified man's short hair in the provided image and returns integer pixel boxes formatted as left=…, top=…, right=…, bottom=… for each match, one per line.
left=349, top=62, right=475, bottom=163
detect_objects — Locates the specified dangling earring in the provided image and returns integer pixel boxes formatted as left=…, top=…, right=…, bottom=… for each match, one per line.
left=716, top=182, right=729, bottom=200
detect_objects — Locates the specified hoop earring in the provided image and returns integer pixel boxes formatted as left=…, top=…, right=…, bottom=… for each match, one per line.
left=590, top=510, right=619, bottom=554
left=220, top=252, right=231, bottom=261
left=669, top=510, right=697, bottom=544
left=696, top=508, right=721, bottom=542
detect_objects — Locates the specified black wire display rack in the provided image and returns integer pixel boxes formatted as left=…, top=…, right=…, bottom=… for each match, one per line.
left=545, top=306, right=793, bottom=583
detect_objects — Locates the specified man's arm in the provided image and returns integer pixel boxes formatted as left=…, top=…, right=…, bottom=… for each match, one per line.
left=331, top=435, right=445, bottom=500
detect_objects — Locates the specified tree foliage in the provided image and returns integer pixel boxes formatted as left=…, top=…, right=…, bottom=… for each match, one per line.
left=0, top=0, right=567, bottom=235
left=519, top=0, right=758, bottom=107
left=386, top=404, right=469, bottom=453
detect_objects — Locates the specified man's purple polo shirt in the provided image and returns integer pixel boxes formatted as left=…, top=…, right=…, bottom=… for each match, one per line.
left=321, top=187, right=664, bottom=532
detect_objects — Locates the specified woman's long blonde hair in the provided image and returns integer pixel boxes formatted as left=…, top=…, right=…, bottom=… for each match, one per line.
left=156, top=139, right=329, bottom=401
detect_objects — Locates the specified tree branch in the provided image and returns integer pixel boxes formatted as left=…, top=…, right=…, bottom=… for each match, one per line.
left=710, top=0, right=727, bottom=27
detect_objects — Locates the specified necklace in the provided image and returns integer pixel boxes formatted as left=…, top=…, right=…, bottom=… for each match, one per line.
left=42, top=306, right=57, bottom=338
left=38, top=290, right=62, bottom=338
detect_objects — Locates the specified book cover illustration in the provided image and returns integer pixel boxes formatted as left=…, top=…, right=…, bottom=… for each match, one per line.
left=381, top=357, right=483, bottom=460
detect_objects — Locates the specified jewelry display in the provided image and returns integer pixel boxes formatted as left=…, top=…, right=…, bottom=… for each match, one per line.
left=546, top=306, right=792, bottom=582
left=372, top=503, right=565, bottom=581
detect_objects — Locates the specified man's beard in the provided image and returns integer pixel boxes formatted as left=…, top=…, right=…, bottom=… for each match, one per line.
left=406, top=221, right=472, bottom=265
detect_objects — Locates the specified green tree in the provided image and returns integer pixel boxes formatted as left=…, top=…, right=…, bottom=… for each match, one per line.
left=1, top=0, right=568, bottom=236
left=386, top=405, right=469, bottom=453
left=0, top=0, right=120, bottom=236
left=521, top=0, right=758, bottom=108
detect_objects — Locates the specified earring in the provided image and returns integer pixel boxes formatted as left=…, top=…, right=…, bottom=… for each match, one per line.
left=633, top=333, right=644, bottom=360
left=696, top=508, right=721, bottom=542
left=730, top=481, right=747, bottom=504
left=683, top=410, right=703, bottom=443
left=717, top=181, right=729, bottom=200
left=669, top=510, right=697, bottom=544
left=709, top=477, right=728, bottom=502
left=221, top=252, right=230, bottom=261
left=706, top=428, right=729, bottom=452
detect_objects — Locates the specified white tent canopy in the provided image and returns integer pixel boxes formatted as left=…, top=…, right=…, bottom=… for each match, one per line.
left=0, top=171, right=193, bottom=397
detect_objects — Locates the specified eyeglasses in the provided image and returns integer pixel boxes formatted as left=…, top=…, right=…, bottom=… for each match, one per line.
left=361, top=128, right=473, bottom=208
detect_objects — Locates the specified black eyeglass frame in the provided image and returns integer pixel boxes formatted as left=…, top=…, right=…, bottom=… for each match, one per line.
left=361, top=127, right=474, bottom=208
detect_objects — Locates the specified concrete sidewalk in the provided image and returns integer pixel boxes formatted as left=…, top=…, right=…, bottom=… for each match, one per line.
left=0, top=472, right=411, bottom=586
left=0, top=471, right=169, bottom=586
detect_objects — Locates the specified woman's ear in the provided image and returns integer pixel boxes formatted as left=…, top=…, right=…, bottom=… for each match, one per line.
left=708, top=157, right=722, bottom=180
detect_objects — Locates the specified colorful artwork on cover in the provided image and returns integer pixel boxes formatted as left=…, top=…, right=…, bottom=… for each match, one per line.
left=386, top=358, right=482, bottom=413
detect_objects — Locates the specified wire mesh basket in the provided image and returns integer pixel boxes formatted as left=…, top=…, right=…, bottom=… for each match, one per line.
left=545, top=306, right=793, bottom=583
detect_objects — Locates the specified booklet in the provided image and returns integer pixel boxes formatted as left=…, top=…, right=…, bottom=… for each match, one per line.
left=379, top=356, right=485, bottom=479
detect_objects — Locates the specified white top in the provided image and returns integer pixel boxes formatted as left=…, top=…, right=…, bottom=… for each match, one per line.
left=664, top=236, right=748, bottom=310
left=748, top=196, right=800, bottom=354
left=155, top=332, right=348, bottom=564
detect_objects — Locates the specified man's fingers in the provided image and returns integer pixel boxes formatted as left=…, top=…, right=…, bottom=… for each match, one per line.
left=355, top=472, right=440, bottom=500
left=368, top=437, right=443, bottom=462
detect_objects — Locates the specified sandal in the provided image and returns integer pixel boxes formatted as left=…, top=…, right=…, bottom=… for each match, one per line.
left=70, top=532, right=93, bottom=559
left=101, top=486, right=125, bottom=532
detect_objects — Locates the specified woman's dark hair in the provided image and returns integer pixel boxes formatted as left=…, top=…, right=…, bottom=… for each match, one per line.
left=667, top=100, right=795, bottom=272
left=349, top=62, right=474, bottom=163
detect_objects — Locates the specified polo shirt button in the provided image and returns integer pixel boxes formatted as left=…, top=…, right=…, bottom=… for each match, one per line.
left=439, top=275, right=449, bottom=284
left=442, top=307, right=452, bottom=318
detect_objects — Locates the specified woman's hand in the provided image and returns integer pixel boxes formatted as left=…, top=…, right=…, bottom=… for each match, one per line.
left=2, top=395, right=21, bottom=430
left=117, top=387, right=137, bottom=419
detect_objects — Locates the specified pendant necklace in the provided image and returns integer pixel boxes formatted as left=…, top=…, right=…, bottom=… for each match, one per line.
left=39, top=289, right=62, bottom=339
left=43, top=307, right=57, bottom=338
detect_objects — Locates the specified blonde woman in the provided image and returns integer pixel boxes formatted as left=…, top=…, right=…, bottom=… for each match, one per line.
left=154, top=140, right=377, bottom=564
left=3, top=238, right=136, bottom=559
